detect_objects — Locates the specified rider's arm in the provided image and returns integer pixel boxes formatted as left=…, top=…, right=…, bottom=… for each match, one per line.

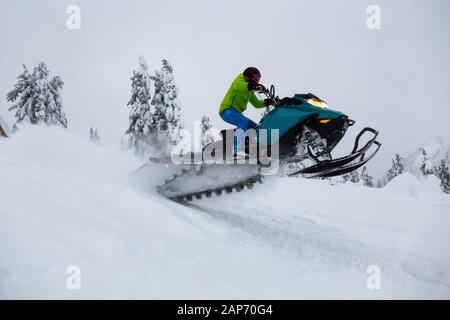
left=249, top=92, right=265, bottom=108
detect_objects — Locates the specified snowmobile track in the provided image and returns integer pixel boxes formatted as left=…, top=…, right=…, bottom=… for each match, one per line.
left=157, top=165, right=264, bottom=202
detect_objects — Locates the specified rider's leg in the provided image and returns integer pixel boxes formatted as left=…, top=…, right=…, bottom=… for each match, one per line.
left=235, top=116, right=258, bottom=153
left=220, top=108, right=257, bottom=152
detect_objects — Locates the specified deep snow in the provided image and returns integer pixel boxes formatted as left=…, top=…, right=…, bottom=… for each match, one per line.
left=1, top=126, right=449, bottom=299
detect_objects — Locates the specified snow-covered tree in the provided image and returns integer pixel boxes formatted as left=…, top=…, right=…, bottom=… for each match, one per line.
left=7, top=62, right=67, bottom=129
left=200, top=115, right=214, bottom=148
left=386, top=154, right=404, bottom=182
left=332, top=173, right=352, bottom=184
left=419, top=148, right=433, bottom=176
left=376, top=179, right=384, bottom=188
left=340, top=173, right=351, bottom=183
left=435, top=160, right=450, bottom=194
left=150, top=59, right=182, bottom=149
left=125, top=56, right=153, bottom=156
left=89, top=127, right=101, bottom=144
left=349, top=169, right=360, bottom=183
left=360, top=166, right=374, bottom=187
left=0, top=114, right=10, bottom=137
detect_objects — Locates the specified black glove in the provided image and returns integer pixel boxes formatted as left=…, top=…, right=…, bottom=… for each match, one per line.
left=248, top=82, right=267, bottom=93
left=264, top=98, right=273, bottom=106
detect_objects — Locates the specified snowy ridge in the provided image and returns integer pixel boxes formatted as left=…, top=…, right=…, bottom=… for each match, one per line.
left=1, top=126, right=450, bottom=299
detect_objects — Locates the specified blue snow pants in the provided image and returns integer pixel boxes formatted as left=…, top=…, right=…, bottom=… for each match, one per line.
left=219, top=107, right=258, bottom=152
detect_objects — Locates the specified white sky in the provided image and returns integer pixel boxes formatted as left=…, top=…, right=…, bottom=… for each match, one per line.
left=1, top=0, right=449, bottom=176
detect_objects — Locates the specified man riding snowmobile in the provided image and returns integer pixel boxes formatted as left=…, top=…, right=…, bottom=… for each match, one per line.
left=219, top=67, right=273, bottom=155
left=144, top=68, right=381, bottom=201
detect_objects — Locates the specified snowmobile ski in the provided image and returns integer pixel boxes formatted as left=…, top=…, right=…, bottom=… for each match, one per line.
left=299, top=141, right=381, bottom=178
left=288, top=127, right=380, bottom=177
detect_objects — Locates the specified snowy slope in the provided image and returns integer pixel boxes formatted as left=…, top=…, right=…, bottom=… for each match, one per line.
left=1, top=126, right=450, bottom=299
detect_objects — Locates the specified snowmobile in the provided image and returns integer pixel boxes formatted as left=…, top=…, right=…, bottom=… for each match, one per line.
left=139, top=85, right=381, bottom=201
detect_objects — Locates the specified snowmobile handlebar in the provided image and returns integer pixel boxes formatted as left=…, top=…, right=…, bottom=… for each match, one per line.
left=262, top=84, right=280, bottom=107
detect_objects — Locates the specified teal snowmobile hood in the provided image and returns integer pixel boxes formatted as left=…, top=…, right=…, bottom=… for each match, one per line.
left=257, top=95, right=346, bottom=145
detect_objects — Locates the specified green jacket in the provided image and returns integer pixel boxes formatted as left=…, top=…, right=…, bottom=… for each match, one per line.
left=219, top=74, right=265, bottom=114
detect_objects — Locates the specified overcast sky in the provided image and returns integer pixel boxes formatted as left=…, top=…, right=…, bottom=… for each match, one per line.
left=1, top=0, right=449, bottom=175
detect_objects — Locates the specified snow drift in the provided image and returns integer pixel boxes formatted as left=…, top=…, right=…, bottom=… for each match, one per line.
left=1, top=126, right=450, bottom=299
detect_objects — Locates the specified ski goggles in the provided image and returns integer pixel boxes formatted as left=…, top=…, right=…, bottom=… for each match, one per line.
left=250, top=74, right=260, bottom=83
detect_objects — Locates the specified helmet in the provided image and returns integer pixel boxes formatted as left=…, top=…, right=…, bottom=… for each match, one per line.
left=243, top=67, right=261, bottom=84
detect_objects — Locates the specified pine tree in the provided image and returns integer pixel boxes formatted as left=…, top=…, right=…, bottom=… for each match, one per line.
left=419, top=148, right=433, bottom=176
left=349, top=169, right=360, bottom=183
left=7, top=62, right=67, bottom=129
left=376, top=179, right=384, bottom=188
left=386, top=153, right=404, bottom=182
left=89, top=127, right=101, bottom=144
left=200, top=115, right=214, bottom=148
left=125, top=56, right=153, bottom=156
left=435, top=160, right=450, bottom=194
left=341, top=173, right=351, bottom=183
left=150, top=59, right=182, bottom=149
left=360, top=166, right=374, bottom=187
